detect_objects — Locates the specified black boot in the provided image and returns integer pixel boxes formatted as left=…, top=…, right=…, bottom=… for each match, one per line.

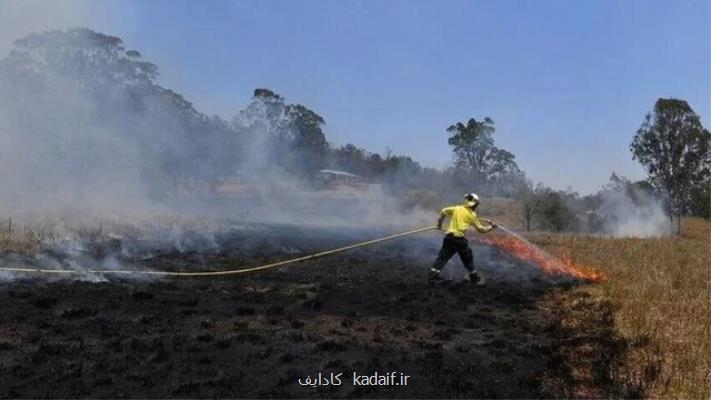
left=469, top=271, right=486, bottom=286
left=428, top=268, right=443, bottom=284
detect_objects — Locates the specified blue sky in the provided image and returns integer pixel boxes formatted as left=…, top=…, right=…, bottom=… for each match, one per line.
left=1, top=0, right=709, bottom=194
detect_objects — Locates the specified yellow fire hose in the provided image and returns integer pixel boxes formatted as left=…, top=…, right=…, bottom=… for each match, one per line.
left=0, top=226, right=438, bottom=277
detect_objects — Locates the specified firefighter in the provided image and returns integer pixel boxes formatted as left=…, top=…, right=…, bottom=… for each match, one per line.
left=429, top=193, right=497, bottom=285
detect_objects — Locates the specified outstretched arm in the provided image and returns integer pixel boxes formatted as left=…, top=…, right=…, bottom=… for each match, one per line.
left=472, top=216, right=497, bottom=233
left=482, top=218, right=498, bottom=231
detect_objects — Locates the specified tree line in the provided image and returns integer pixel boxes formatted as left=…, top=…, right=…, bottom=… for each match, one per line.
left=0, top=28, right=707, bottom=233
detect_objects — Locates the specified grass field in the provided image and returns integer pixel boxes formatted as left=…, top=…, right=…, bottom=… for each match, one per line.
left=528, top=218, right=711, bottom=398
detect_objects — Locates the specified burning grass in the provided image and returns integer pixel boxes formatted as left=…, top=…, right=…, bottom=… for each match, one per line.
left=527, top=218, right=711, bottom=398
left=478, top=230, right=604, bottom=283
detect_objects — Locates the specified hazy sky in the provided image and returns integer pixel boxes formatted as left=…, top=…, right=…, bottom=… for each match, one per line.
left=1, top=0, right=709, bottom=194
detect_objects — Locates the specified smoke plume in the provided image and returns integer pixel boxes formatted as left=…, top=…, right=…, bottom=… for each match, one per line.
left=589, top=174, right=669, bottom=237
left=0, top=27, right=435, bottom=280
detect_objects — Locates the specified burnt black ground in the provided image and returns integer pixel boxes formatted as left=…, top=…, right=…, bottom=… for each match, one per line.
left=0, top=225, right=634, bottom=398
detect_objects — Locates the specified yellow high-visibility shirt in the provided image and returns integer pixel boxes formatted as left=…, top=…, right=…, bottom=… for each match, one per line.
left=440, top=204, right=491, bottom=237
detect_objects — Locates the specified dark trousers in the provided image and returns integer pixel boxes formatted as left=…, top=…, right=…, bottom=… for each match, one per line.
left=430, top=234, right=475, bottom=273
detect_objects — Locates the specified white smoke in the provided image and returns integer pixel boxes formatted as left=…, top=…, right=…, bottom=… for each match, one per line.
left=591, top=175, right=669, bottom=238
left=597, top=192, right=668, bottom=238
left=0, top=75, right=152, bottom=215
left=0, top=24, right=436, bottom=284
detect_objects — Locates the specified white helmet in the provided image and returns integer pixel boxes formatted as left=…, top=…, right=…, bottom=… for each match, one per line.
left=464, top=193, right=480, bottom=207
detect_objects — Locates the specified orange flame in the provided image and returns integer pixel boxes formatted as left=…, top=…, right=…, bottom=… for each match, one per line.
left=479, top=234, right=605, bottom=283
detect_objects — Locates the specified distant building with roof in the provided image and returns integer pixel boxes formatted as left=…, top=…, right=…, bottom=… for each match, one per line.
left=316, top=169, right=368, bottom=189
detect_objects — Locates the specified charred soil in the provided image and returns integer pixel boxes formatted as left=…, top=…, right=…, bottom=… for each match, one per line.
left=0, top=226, right=640, bottom=398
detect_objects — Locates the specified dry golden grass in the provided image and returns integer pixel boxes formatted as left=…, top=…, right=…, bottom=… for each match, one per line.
left=0, top=223, right=43, bottom=255
left=528, top=218, right=711, bottom=398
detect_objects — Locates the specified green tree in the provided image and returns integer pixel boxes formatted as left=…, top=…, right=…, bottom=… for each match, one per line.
left=446, top=117, right=521, bottom=194
left=514, top=180, right=549, bottom=231
left=631, top=98, right=710, bottom=234
left=234, top=89, right=290, bottom=137
left=689, top=184, right=711, bottom=219
left=447, top=117, right=495, bottom=181
left=539, top=191, right=578, bottom=232
left=0, top=28, right=240, bottom=198
left=234, top=89, right=329, bottom=177
left=5, top=28, right=158, bottom=90
left=285, top=104, right=328, bottom=174
left=332, top=143, right=369, bottom=176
